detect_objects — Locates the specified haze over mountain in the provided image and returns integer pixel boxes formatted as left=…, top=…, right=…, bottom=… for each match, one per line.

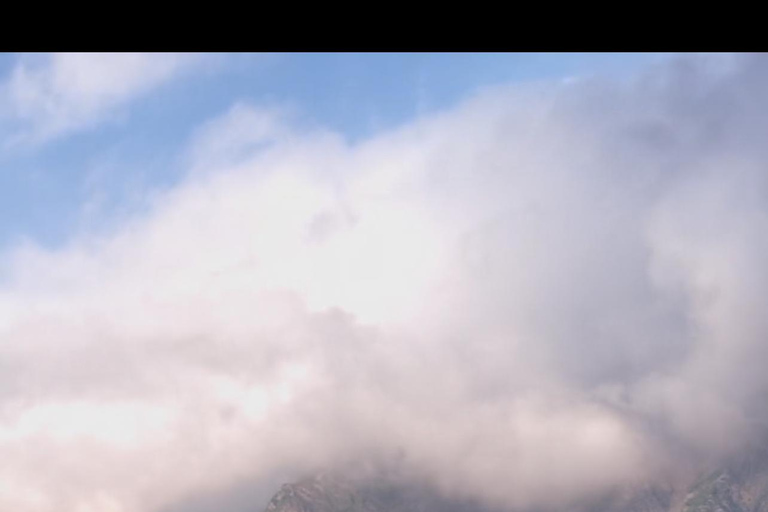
left=2, top=53, right=768, bottom=512
left=257, top=441, right=768, bottom=512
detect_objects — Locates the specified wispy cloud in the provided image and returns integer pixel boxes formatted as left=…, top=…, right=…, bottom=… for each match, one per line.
left=0, top=53, right=204, bottom=148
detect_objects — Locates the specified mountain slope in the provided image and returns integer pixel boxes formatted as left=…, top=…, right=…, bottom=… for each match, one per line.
left=261, top=448, right=768, bottom=512
left=262, top=473, right=492, bottom=512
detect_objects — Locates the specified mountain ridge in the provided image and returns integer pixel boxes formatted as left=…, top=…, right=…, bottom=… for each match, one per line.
left=261, top=448, right=768, bottom=512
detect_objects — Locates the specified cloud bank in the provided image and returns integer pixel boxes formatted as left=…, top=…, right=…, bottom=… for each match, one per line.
left=2, top=54, right=768, bottom=512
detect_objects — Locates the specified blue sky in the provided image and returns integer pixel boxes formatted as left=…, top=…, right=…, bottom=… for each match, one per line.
left=0, top=53, right=669, bottom=251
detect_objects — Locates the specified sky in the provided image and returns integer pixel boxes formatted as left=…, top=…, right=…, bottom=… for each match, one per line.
left=0, top=53, right=666, bottom=251
left=4, top=52, right=768, bottom=512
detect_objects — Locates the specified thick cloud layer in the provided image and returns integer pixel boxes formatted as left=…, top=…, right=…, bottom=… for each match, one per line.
left=2, top=54, right=768, bottom=512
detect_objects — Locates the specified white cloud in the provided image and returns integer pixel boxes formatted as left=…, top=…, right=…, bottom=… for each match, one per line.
left=1, top=54, right=768, bottom=512
left=0, top=53, right=204, bottom=146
